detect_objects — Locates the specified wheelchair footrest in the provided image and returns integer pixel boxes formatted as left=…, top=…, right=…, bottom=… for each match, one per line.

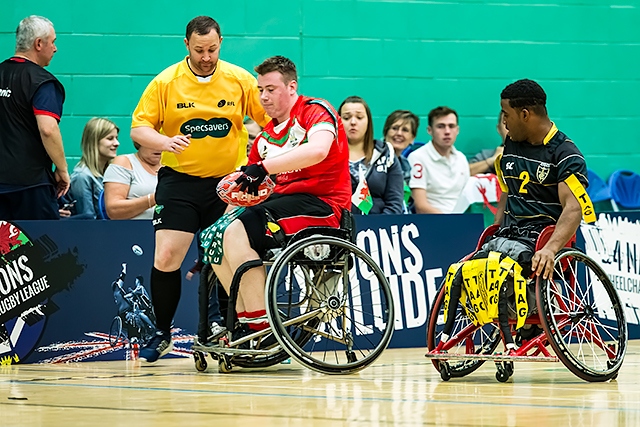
left=424, top=352, right=559, bottom=362
left=192, top=342, right=280, bottom=357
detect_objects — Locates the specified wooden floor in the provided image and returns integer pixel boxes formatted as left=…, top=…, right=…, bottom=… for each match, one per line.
left=3, top=342, right=640, bottom=426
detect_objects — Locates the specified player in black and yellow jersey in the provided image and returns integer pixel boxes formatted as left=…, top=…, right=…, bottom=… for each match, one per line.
left=130, top=16, right=269, bottom=363
left=437, top=79, right=594, bottom=351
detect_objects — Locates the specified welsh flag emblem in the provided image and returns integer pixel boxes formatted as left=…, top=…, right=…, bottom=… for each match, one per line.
left=352, top=179, right=373, bottom=214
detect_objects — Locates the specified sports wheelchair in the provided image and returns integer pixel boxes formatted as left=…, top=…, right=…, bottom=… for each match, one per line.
left=425, top=224, right=627, bottom=383
left=109, top=263, right=157, bottom=348
left=192, top=210, right=395, bottom=374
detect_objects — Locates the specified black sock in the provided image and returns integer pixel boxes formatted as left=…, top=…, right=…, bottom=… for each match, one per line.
left=150, top=267, right=182, bottom=334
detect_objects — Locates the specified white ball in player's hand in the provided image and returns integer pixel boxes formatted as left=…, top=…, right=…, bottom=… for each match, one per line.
left=132, top=245, right=144, bottom=256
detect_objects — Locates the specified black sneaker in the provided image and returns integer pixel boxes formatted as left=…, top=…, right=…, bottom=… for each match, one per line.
left=515, top=324, right=544, bottom=346
left=231, top=324, right=277, bottom=350
left=139, top=331, right=173, bottom=363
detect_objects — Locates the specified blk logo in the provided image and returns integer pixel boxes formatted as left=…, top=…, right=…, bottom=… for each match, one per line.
left=177, top=102, right=195, bottom=109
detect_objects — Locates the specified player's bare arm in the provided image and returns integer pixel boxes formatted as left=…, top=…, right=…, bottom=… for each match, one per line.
left=531, top=181, right=582, bottom=279
left=411, top=188, right=442, bottom=214
left=131, top=126, right=191, bottom=154
left=493, top=191, right=508, bottom=225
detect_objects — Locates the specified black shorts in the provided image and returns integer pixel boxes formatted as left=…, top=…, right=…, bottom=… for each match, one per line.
left=0, top=184, right=59, bottom=220
left=237, top=193, right=339, bottom=257
left=153, top=167, right=227, bottom=233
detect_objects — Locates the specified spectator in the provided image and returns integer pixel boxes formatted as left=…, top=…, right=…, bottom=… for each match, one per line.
left=408, top=106, right=469, bottom=214
left=69, top=118, right=119, bottom=219
left=244, top=118, right=263, bottom=156
left=382, top=110, right=420, bottom=183
left=103, top=142, right=161, bottom=219
left=468, top=111, right=508, bottom=175
left=0, top=15, right=69, bottom=220
left=338, top=96, right=404, bottom=215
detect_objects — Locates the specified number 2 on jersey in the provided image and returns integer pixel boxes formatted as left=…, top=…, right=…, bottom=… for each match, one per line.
left=519, top=171, right=530, bottom=193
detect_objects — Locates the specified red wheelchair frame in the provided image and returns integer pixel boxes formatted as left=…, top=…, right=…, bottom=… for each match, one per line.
left=425, top=225, right=627, bottom=383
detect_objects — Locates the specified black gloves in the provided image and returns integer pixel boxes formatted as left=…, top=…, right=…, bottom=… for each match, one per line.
left=235, top=162, right=269, bottom=195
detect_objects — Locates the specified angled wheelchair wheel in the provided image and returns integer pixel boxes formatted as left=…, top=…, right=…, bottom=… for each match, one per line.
left=109, top=316, right=123, bottom=347
left=537, top=249, right=627, bottom=382
left=266, top=236, right=394, bottom=375
left=231, top=350, right=291, bottom=369
left=426, top=284, right=501, bottom=377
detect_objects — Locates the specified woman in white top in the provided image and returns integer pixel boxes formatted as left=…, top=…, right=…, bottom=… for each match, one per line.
left=103, top=142, right=161, bottom=219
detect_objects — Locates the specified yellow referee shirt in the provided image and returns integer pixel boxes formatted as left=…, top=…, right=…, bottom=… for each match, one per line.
left=131, top=57, right=269, bottom=178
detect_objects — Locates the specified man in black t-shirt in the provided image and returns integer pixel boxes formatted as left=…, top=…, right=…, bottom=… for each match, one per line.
left=438, top=79, right=595, bottom=350
left=0, top=15, right=68, bottom=220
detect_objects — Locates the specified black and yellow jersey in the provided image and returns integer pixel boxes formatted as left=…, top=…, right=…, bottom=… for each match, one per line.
left=131, top=57, right=269, bottom=178
left=495, top=123, right=588, bottom=231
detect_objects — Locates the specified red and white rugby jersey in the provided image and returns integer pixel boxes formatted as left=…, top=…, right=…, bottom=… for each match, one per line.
left=248, top=95, right=351, bottom=215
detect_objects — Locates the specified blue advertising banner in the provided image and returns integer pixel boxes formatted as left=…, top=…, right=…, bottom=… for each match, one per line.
left=353, top=214, right=484, bottom=348
left=1, top=220, right=199, bottom=364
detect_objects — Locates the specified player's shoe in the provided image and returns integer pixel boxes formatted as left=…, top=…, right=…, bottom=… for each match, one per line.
left=207, top=322, right=228, bottom=342
left=139, top=331, right=173, bottom=363
left=231, top=324, right=277, bottom=350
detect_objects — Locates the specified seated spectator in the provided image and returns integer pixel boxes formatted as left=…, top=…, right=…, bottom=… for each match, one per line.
left=103, top=142, right=161, bottom=219
left=69, top=118, right=119, bottom=219
left=339, top=96, right=404, bottom=215
left=408, top=106, right=469, bottom=214
left=244, top=118, right=263, bottom=156
left=468, top=111, right=508, bottom=176
left=382, top=110, right=420, bottom=183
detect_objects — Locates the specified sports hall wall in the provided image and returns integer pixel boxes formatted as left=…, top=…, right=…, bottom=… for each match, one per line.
left=1, top=1, right=638, bottom=177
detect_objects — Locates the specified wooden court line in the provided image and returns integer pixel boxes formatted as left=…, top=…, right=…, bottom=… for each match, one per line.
left=6, top=378, right=640, bottom=414
left=0, top=401, right=503, bottom=427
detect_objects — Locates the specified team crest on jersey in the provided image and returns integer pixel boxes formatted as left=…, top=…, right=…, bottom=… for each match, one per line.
left=537, top=162, right=551, bottom=183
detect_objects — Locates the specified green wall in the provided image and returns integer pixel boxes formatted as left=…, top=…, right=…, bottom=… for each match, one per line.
left=3, top=0, right=639, bottom=179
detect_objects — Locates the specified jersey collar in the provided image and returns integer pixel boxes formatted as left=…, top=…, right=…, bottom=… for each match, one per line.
left=542, top=122, right=558, bottom=145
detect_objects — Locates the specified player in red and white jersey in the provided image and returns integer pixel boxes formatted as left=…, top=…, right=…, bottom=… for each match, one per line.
left=248, top=94, right=351, bottom=220
left=211, top=56, right=350, bottom=338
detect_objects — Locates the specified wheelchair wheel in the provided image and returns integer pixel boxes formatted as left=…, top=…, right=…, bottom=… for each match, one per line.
left=109, top=316, right=123, bottom=347
left=231, top=350, right=291, bottom=369
left=426, top=284, right=501, bottom=377
left=266, top=235, right=394, bottom=375
left=537, top=249, right=627, bottom=382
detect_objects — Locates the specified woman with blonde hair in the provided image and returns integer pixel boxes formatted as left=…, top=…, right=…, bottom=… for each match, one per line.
left=69, top=117, right=119, bottom=219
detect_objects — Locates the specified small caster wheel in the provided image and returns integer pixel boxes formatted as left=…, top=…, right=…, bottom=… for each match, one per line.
left=439, top=362, right=451, bottom=381
left=504, top=362, right=514, bottom=377
left=194, top=351, right=207, bottom=372
left=218, top=355, right=233, bottom=373
left=346, top=351, right=357, bottom=363
left=496, top=366, right=509, bottom=383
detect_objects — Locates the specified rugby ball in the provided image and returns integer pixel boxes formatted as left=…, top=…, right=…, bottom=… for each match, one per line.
left=217, top=171, right=275, bottom=207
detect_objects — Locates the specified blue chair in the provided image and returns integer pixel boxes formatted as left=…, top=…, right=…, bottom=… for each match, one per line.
left=587, top=169, right=611, bottom=203
left=609, top=170, right=640, bottom=210
left=401, top=141, right=426, bottom=158
left=98, top=190, right=110, bottom=219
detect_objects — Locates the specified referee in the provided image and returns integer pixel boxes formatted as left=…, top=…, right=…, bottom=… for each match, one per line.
left=130, top=16, right=268, bottom=362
